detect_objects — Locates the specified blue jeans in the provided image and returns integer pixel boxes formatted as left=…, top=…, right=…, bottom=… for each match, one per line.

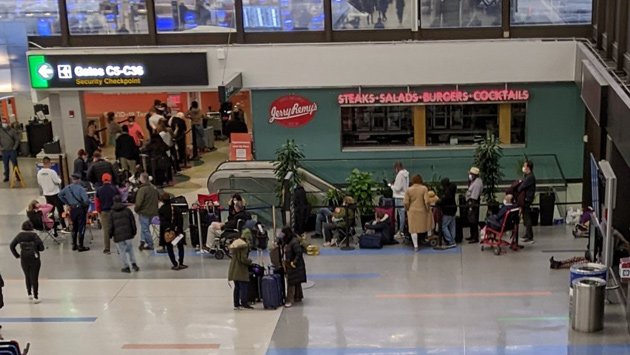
left=139, top=215, right=153, bottom=248
left=395, top=198, right=405, bottom=233
left=116, top=239, right=137, bottom=268
left=442, top=215, right=456, bottom=246
left=315, top=208, right=333, bottom=235
left=2, top=150, right=17, bottom=179
left=233, top=280, right=249, bottom=308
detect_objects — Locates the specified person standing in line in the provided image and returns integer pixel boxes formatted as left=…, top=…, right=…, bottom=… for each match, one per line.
left=170, top=112, right=188, bottom=168
left=187, top=101, right=206, bottom=158
left=126, top=116, right=145, bottom=148
left=10, top=221, right=45, bottom=304
left=84, top=121, right=102, bottom=160
left=465, top=167, right=483, bottom=244
left=0, top=120, right=20, bottom=182
left=134, top=173, right=159, bottom=251
left=158, top=193, right=188, bottom=270
left=391, top=161, right=409, bottom=237
left=59, top=174, right=90, bottom=252
left=282, top=227, right=306, bottom=308
left=109, top=196, right=140, bottom=273
left=404, top=174, right=431, bottom=251
left=228, top=229, right=254, bottom=310
left=96, top=173, right=119, bottom=254
left=437, top=177, right=457, bottom=248
left=107, top=112, right=122, bottom=147
left=37, top=156, right=68, bottom=232
left=116, top=125, right=139, bottom=174
left=86, top=151, right=117, bottom=187
left=519, top=160, right=537, bottom=244
left=73, top=149, right=89, bottom=182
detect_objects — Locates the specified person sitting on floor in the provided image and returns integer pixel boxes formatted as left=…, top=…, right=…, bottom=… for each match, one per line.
left=364, top=210, right=396, bottom=245
left=485, top=194, right=516, bottom=231
left=26, top=200, right=59, bottom=237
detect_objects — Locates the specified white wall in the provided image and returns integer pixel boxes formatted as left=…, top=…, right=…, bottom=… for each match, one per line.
left=28, top=39, right=578, bottom=91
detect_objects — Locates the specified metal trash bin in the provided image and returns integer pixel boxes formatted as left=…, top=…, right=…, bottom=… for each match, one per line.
left=571, top=277, right=606, bottom=332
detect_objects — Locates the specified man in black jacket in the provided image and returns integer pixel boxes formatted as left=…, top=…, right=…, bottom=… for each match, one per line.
left=519, top=160, right=537, bottom=244
left=115, top=125, right=139, bottom=174
left=109, top=196, right=139, bottom=273
left=438, top=177, right=458, bottom=248
left=87, top=151, right=117, bottom=187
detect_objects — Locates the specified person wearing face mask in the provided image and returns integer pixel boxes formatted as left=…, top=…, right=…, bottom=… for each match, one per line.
left=0, top=120, right=20, bottom=182
left=465, top=167, right=483, bottom=244
left=485, top=194, right=516, bottom=231
left=518, top=160, right=536, bottom=244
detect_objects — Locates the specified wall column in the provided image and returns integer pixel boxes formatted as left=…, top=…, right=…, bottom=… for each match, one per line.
left=413, top=106, right=426, bottom=147
left=47, top=91, right=87, bottom=163
left=499, top=103, right=511, bottom=145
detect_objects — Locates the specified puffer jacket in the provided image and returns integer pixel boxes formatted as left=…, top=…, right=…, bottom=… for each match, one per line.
left=284, top=237, right=307, bottom=286
left=108, top=202, right=137, bottom=243
left=228, top=237, right=252, bottom=282
left=134, top=183, right=159, bottom=217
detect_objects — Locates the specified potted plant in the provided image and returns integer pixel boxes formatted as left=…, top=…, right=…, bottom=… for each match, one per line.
left=474, top=131, right=504, bottom=215
left=345, top=168, right=378, bottom=225
left=326, top=188, right=345, bottom=208
left=272, top=139, right=305, bottom=204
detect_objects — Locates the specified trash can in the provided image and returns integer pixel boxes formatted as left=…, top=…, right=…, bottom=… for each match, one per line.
left=569, top=263, right=607, bottom=289
left=539, top=192, right=556, bottom=226
left=571, top=277, right=606, bottom=332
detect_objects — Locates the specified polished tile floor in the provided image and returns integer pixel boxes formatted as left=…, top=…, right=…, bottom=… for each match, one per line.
left=0, top=146, right=629, bottom=354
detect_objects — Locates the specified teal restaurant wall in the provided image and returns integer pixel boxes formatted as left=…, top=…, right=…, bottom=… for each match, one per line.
left=251, top=83, right=585, bottom=185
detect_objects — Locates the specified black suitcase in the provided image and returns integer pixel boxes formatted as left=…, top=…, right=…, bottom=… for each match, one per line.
left=248, top=264, right=264, bottom=303
left=458, top=195, right=469, bottom=227
left=359, top=233, right=383, bottom=249
left=455, top=216, right=464, bottom=243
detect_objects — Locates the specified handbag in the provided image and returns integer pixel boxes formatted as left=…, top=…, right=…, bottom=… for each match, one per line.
left=164, top=229, right=177, bottom=243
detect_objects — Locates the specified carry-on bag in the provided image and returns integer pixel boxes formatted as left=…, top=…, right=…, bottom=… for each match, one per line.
left=248, top=264, right=264, bottom=303
left=359, top=233, right=383, bottom=249
left=261, top=269, right=283, bottom=309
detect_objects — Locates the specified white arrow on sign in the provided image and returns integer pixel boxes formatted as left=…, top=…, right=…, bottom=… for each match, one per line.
left=37, top=63, right=54, bottom=80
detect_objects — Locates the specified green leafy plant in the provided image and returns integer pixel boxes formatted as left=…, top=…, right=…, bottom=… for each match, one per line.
left=425, top=164, right=443, bottom=195
left=272, top=139, right=305, bottom=203
left=474, top=131, right=504, bottom=204
left=326, top=188, right=345, bottom=207
left=345, top=168, right=378, bottom=216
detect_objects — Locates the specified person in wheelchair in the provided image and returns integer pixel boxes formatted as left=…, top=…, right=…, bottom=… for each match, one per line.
left=207, top=200, right=252, bottom=248
left=484, top=194, right=516, bottom=232
left=322, top=196, right=355, bottom=247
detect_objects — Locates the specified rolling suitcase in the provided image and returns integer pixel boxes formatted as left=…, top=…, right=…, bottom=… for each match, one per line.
left=261, top=268, right=283, bottom=309
left=455, top=216, right=464, bottom=243
left=359, top=233, right=383, bottom=249
left=248, top=264, right=264, bottom=303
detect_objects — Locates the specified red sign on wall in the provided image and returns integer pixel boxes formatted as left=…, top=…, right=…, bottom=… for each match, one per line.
left=269, top=95, right=318, bottom=128
left=337, top=89, right=530, bottom=105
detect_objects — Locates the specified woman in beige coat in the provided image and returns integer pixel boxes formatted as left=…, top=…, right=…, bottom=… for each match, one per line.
left=404, top=174, right=432, bottom=251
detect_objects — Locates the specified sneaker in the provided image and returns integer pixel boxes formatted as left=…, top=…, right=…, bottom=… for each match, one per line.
left=28, top=295, right=33, bottom=301
left=103, top=249, right=111, bottom=255
left=144, top=246, right=154, bottom=251
left=446, top=244, right=457, bottom=249
left=132, top=264, right=140, bottom=272
left=241, top=305, right=254, bottom=309
left=521, top=238, right=535, bottom=245
left=323, top=242, right=331, bottom=247
left=233, top=306, right=242, bottom=310
left=284, top=303, right=293, bottom=308
left=171, top=265, right=179, bottom=270
left=60, top=228, right=71, bottom=234
left=138, top=242, right=145, bottom=251
left=177, top=264, right=188, bottom=270
left=78, top=246, right=90, bottom=252
left=33, top=298, right=41, bottom=304
left=121, top=267, right=131, bottom=273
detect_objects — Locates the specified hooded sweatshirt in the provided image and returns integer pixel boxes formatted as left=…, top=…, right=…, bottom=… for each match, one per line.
left=392, top=169, right=410, bottom=199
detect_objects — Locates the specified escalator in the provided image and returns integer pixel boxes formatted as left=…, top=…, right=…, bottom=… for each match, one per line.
left=207, top=161, right=337, bottom=226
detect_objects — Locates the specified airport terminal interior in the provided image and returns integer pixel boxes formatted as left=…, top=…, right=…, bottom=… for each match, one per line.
left=2, top=0, right=630, bottom=354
